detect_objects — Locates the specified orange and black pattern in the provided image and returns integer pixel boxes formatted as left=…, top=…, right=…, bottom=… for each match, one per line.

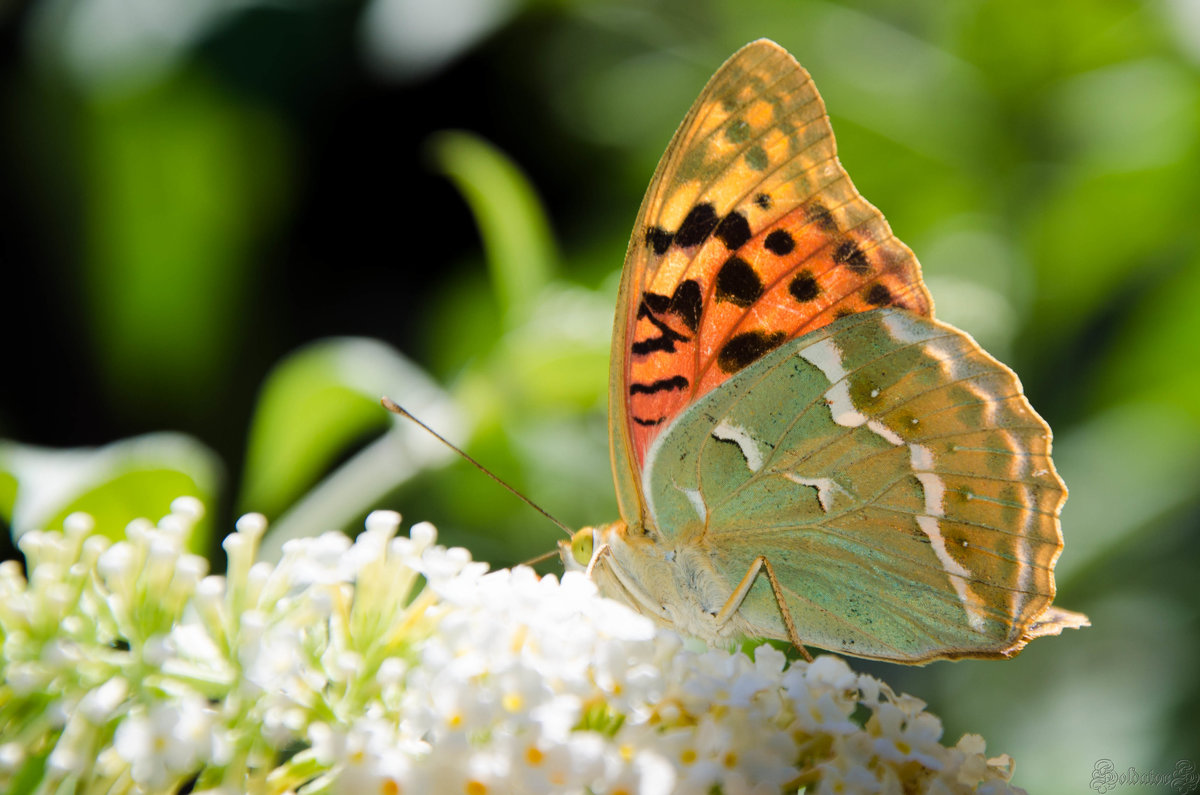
left=615, top=40, right=934, bottom=467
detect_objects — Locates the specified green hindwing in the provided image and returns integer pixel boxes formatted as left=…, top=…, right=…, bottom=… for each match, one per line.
left=641, top=308, right=1066, bottom=661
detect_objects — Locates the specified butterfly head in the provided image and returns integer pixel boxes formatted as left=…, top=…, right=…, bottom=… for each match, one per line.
left=560, top=526, right=598, bottom=572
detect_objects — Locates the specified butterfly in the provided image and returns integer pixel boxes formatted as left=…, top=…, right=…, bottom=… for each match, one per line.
left=559, top=39, right=1088, bottom=663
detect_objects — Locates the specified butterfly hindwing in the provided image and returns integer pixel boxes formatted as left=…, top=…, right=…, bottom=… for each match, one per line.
left=612, top=39, right=934, bottom=509
left=641, top=309, right=1066, bottom=661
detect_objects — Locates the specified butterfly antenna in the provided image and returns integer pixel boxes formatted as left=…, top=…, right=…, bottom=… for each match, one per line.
left=381, top=397, right=575, bottom=539
left=519, top=548, right=560, bottom=567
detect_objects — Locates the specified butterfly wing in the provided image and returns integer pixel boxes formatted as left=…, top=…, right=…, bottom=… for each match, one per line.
left=610, top=39, right=933, bottom=523
left=641, top=308, right=1069, bottom=662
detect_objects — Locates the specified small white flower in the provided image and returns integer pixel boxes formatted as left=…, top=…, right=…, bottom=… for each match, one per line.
left=114, top=697, right=215, bottom=789
left=610, top=748, right=676, bottom=795
left=63, top=511, right=96, bottom=537
left=233, top=511, right=267, bottom=538
left=144, top=633, right=171, bottom=665
left=124, top=518, right=154, bottom=544
left=377, top=657, right=406, bottom=685
left=409, top=520, right=437, bottom=549
left=870, top=701, right=944, bottom=769
left=6, top=661, right=45, bottom=695
left=168, top=621, right=224, bottom=668
left=331, top=651, right=364, bottom=682
left=148, top=529, right=184, bottom=564
left=96, top=540, right=136, bottom=579
left=815, top=737, right=887, bottom=795
left=46, top=746, right=85, bottom=777
left=279, top=531, right=353, bottom=587
left=169, top=495, right=205, bottom=521
left=79, top=677, right=129, bottom=724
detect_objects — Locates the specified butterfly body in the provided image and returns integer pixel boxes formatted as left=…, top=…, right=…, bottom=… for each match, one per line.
left=561, top=39, right=1087, bottom=663
left=573, top=521, right=762, bottom=644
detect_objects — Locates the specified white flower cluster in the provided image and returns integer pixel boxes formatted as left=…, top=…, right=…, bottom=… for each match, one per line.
left=0, top=500, right=1026, bottom=794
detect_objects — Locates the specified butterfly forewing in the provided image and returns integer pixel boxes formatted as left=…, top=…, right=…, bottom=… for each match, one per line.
left=641, top=309, right=1066, bottom=662
left=613, top=39, right=933, bottom=494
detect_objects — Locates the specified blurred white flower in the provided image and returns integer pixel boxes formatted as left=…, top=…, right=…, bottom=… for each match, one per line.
left=113, top=697, right=215, bottom=789
left=359, top=0, right=520, bottom=81
left=0, top=501, right=1028, bottom=793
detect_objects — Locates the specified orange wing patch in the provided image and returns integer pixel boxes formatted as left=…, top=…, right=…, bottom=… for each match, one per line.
left=627, top=199, right=931, bottom=460
left=616, top=40, right=934, bottom=469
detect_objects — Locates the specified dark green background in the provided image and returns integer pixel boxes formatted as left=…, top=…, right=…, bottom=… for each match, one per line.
left=2, top=0, right=1198, bottom=790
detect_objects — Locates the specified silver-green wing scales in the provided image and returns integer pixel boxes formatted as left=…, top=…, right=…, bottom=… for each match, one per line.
left=642, top=308, right=1067, bottom=661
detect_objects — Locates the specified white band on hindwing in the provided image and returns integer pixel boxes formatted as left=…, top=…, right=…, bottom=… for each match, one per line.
left=783, top=473, right=851, bottom=512
left=882, top=310, right=1039, bottom=632
left=800, top=323, right=988, bottom=631
left=711, top=420, right=765, bottom=472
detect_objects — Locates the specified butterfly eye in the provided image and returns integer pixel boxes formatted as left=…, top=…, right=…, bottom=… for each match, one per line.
left=569, top=529, right=594, bottom=566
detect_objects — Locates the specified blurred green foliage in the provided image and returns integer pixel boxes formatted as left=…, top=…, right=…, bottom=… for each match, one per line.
left=0, top=433, right=220, bottom=549
left=81, top=68, right=290, bottom=410
left=2, top=0, right=1200, bottom=790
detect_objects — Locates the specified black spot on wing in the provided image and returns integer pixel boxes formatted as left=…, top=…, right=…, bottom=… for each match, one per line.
left=715, top=257, right=763, bottom=307
left=629, top=375, right=689, bottom=395
left=717, top=330, right=786, bottom=374
left=643, top=292, right=670, bottom=314
left=764, top=229, right=795, bottom=256
left=834, top=241, right=870, bottom=274
left=631, top=329, right=685, bottom=356
left=755, top=193, right=772, bottom=210
left=807, top=201, right=837, bottom=231
left=789, top=271, right=820, bottom=302
left=714, top=211, right=752, bottom=250
left=632, top=415, right=665, bottom=426
left=633, top=301, right=689, bottom=355
left=865, top=283, right=893, bottom=305
left=635, top=278, right=702, bottom=354
left=668, top=279, right=702, bottom=332
left=645, top=226, right=673, bottom=256
left=674, top=203, right=719, bottom=247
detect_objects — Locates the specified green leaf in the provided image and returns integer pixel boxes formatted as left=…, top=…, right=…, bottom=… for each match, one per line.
left=81, top=67, right=290, bottom=414
left=239, top=337, right=457, bottom=522
left=6, top=745, right=50, bottom=795
left=428, top=130, right=557, bottom=322
left=493, top=283, right=611, bottom=411
left=0, top=433, right=220, bottom=550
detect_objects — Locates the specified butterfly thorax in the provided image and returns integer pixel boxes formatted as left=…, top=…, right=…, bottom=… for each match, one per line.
left=563, top=522, right=756, bottom=643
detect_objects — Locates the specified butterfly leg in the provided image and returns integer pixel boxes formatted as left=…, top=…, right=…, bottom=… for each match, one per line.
left=714, top=556, right=813, bottom=662
left=585, top=543, right=610, bottom=578
left=759, top=557, right=814, bottom=662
